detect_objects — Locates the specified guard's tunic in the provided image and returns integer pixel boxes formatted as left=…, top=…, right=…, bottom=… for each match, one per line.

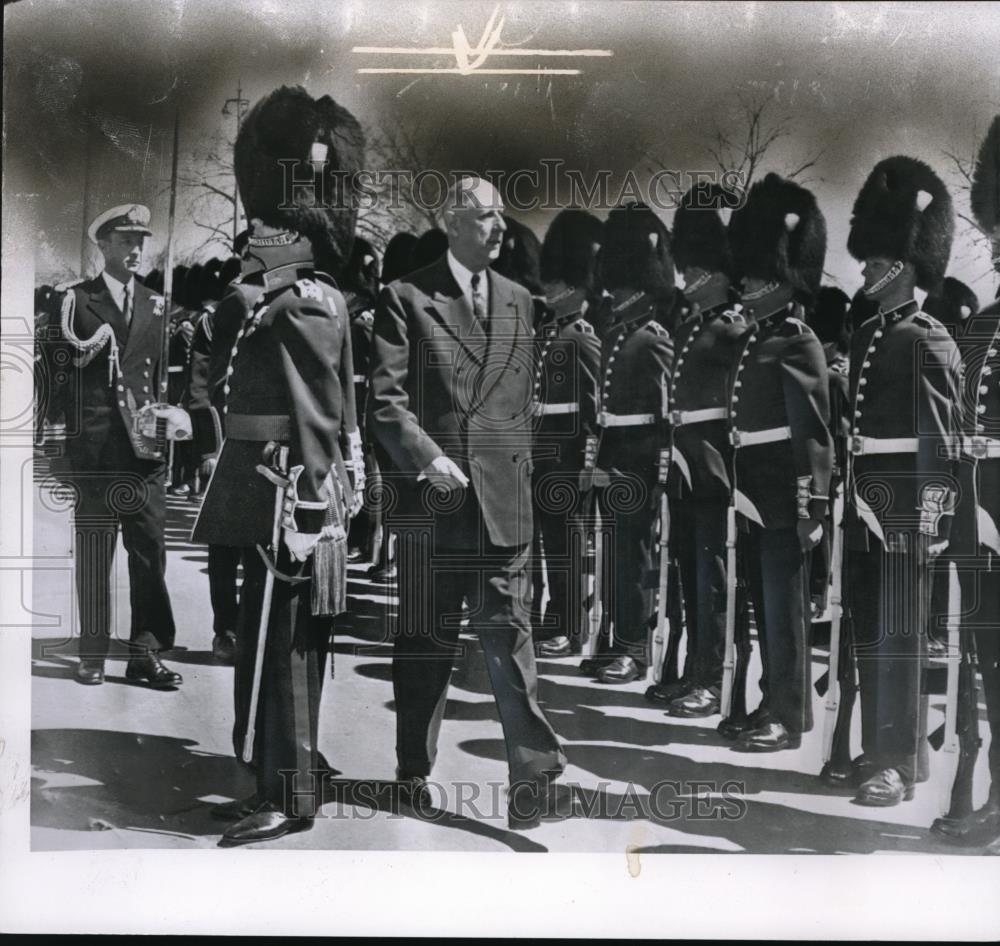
left=192, top=239, right=358, bottom=814
left=845, top=300, right=962, bottom=784
left=50, top=274, right=177, bottom=658
left=344, top=289, right=378, bottom=557
left=729, top=303, right=833, bottom=735
left=593, top=291, right=674, bottom=665
left=667, top=301, right=748, bottom=690
left=530, top=287, right=601, bottom=648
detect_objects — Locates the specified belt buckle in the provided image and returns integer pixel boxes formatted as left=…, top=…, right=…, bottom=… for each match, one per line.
left=669, top=409, right=684, bottom=426
left=729, top=429, right=741, bottom=447
left=970, top=436, right=987, bottom=459
left=597, top=411, right=609, bottom=427
left=850, top=435, right=865, bottom=456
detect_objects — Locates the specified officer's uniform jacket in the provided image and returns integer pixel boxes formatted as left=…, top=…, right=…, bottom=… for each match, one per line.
left=192, top=240, right=359, bottom=548
left=668, top=301, right=747, bottom=502
left=728, top=304, right=833, bottom=530
left=183, top=303, right=223, bottom=462
left=953, top=301, right=1000, bottom=557
left=593, top=291, right=674, bottom=479
left=532, top=287, right=601, bottom=469
left=845, top=300, right=962, bottom=550
left=51, top=274, right=169, bottom=467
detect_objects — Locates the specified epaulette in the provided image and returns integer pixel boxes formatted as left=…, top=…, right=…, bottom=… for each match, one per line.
left=782, top=316, right=809, bottom=335
left=914, top=311, right=945, bottom=333
left=573, top=318, right=595, bottom=336
left=293, top=278, right=324, bottom=302
left=54, top=278, right=84, bottom=293
left=199, top=309, right=214, bottom=343
left=831, top=354, right=849, bottom=375
left=719, top=309, right=744, bottom=326
left=644, top=319, right=669, bottom=337
left=354, top=309, right=375, bottom=326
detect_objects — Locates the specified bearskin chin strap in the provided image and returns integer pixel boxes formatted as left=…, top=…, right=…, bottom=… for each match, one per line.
left=60, top=291, right=121, bottom=385
left=864, top=260, right=905, bottom=297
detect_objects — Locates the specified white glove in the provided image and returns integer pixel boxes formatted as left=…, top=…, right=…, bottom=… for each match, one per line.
left=284, top=528, right=320, bottom=562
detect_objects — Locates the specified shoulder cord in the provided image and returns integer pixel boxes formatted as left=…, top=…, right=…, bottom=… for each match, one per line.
left=60, top=291, right=120, bottom=387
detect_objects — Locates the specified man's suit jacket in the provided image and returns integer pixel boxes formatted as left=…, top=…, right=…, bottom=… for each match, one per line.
left=368, top=254, right=536, bottom=549
left=53, top=274, right=168, bottom=469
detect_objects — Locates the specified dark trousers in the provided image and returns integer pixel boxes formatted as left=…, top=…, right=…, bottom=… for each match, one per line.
left=72, top=463, right=176, bottom=659
left=208, top=544, right=242, bottom=634
left=392, top=528, right=566, bottom=783
left=599, top=469, right=659, bottom=664
left=850, top=536, right=930, bottom=783
left=675, top=497, right=729, bottom=689
left=743, top=523, right=813, bottom=734
left=531, top=457, right=592, bottom=645
left=233, top=546, right=332, bottom=815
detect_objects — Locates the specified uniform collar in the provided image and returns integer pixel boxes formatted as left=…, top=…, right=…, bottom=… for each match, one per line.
left=541, top=286, right=587, bottom=325
left=609, top=289, right=653, bottom=326
left=244, top=237, right=317, bottom=290
left=878, top=298, right=919, bottom=323
left=753, top=301, right=791, bottom=331
left=100, top=269, right=135, bottom=308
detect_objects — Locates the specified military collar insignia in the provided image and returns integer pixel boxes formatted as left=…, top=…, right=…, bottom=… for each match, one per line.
left=878, top=298, right=919, bottom=323
left=754, top=302, right=791, bottom=330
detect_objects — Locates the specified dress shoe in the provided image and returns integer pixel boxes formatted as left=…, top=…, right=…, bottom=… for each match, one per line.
left=644, top=679, right=693, bottom=705
left=853, top=767, right=914, bottom=807
left=507, top=770, right=560, bottom=831
left=75, top=659, right=105, bottom=685
left=167, top=483, right=190, bottom=496
left=597, top=656, right=646, bottom=685
left=218, top=802, right=313, bottom=846
left=368, top=563, right=397, bottom=584
left=579, top=654, right=615, bottom=676
left=210, top=794, right=259, bottom=821
left=931, top=800, right=1000, bottom=846
left=212, top=631, right=237, bottom=664
left=125, top=653, right=183, bottom=688
left=537, top=636, right=572, bottom=658
left=734, top=720, right=800, bottom=752
left=395, top=772, right=433, bottom=812
left=347, top=546, right=364, bottom=563
left=668, top=686, right=720, bottom=718
left=819, top=754, right=873, bottom=790
left=717, top=707, right=766, bottom=740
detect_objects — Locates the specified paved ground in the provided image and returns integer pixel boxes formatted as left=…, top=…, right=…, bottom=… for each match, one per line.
left=29, top=449, right=997, bottom=854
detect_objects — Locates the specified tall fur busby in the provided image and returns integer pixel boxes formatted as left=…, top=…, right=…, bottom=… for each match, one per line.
left=540, top=209, right=603, bottom=290
left=410, top=227, right=449, bottom=271
left=971, top=115, right=1000, bottom=239
left=923, top=276, right=980, bottom=329
left=235, top=85, right=366, bottom=274
left=672, top=182, right=738, bottom=278
left=495, top=216, right=543, bottom=294
left=598, top=202, right=674, bottom=294
left=728, top=173, right=826, bottom=302
left=381, top=231, right=419, bottom=283
left=808, top=286, right=851, bottom=351
left=846, top=155, right=953, bottom=292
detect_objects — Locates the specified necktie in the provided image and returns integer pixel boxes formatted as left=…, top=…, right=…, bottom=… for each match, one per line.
left=470, top=272, right=487, bottom=322
left=122, top=283, right=133, bottom=326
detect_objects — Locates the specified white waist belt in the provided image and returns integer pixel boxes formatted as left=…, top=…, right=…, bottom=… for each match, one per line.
left=671, top=407, right=727, bottom=426
left=598, top=411, right=656, bottom=428
left=850, top=436, right=918, bottom=456
left=352, top=374, right=366, bottom=383
left=731, top=425, right=791, bottom=447
left=964, top=436, right=1000, bottom=459
left=167, top=366, right=184, bottom=373
left=535, top=402, right=579, bottom=416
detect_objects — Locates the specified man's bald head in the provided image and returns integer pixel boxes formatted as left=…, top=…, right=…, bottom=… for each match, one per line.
left=443, top=175, right=507, bottom=273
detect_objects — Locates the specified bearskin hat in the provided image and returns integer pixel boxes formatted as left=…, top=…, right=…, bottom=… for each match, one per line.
left=234, top=85, right=365, bottom=274
left=540, top=209, right=603, bottom=290
left=807, top=286, right=851, bottom=350
left=923, top=276, right=980, bottom=328
left=728, top=173, right=826, bottom=301
left=494, top=216, right=543, bottom=294
left=598, top=202, right=674, bottom=294
left=847, top=155, right=953, bottom=293
left=410, top=228, right=449, bottom=272
left=339, top=235, right=380, bottom=301
left=672, top=182, right=739, bottom=278
left=381, top=231, right=419, bottom=283
left=971, top=116, right=1000, bottom=238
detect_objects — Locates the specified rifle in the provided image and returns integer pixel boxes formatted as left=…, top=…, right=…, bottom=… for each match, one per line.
left=650, top=449, right=671, bottom=683
left=719, top=502, right=739, bottom=719
left=821, top=485, right=846, bottom=762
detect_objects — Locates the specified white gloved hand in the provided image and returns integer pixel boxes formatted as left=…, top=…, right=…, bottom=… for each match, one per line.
left=284, top=529, right=320, bottom=562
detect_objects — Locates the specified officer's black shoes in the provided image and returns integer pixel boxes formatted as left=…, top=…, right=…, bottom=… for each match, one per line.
left=367, top=562, right=397, bottom=584
left=931, top=799, right=1000, bottom=846
left=125, top=653, right=183, bottom=688
left=597, top=656, right=646, bottom=685
left=820, top=754, right=873, bottom=790
left=734, top=721, right=801, bottom=752
left=644, top=679, right=692, bottom=705
left=395, top=771, right=434, bottom=813
left=507, top=769, right=561, bottom=831
left=853, top=767, right=914, bottom=807
left=347, top=546, right=364, bottom=563
left=167, top=483, right=191, bottom=497
left=537, top=636, right=572, bottom=658
left=668, top=686, right=721, bottom=718
left=212, top=631, right=237, bottom=664
left=218, top=802, right=314, bottom=847
left=75, top=659, right=105, bottom=686
left=579, top=654, right=615, bottom=676
left=210, top=794, right=260, bottom=821
left=717, top=707, right=764, bottom=740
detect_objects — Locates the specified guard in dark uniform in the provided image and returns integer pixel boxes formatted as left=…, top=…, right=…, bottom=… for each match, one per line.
left=192, top=85, right=365, bottom=845
left=724, top=174, right=833, bottom=751
left=531, top=209, right=603, bottom=657
left=587, top=203, right=676, bottom=685
left=933, top=117, right=1000, bottom=843
left=50, top=203, right=185, bottom=688
left=340, top=236, right=381, bottom=564
left=657, top=183, right=748, bottom=717
left=843, top=155, right=962, bottom=806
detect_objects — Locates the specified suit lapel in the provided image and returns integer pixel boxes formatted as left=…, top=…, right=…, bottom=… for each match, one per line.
left=476, top=270, right=522, bottom=404
left=85, top=278, right=129, bottom=347
left=425, top=257, right=486, bottom=364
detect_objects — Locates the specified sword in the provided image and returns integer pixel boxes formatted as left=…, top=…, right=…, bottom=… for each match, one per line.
left=822, top=486, right=846, bottom=763
left=242, top=443, right=290, bottom=764
left=651, top=448, right=671, bottom=683
left=938, top=558, right=962, bottom=816
left=719, top=502, right=739, bottom=718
